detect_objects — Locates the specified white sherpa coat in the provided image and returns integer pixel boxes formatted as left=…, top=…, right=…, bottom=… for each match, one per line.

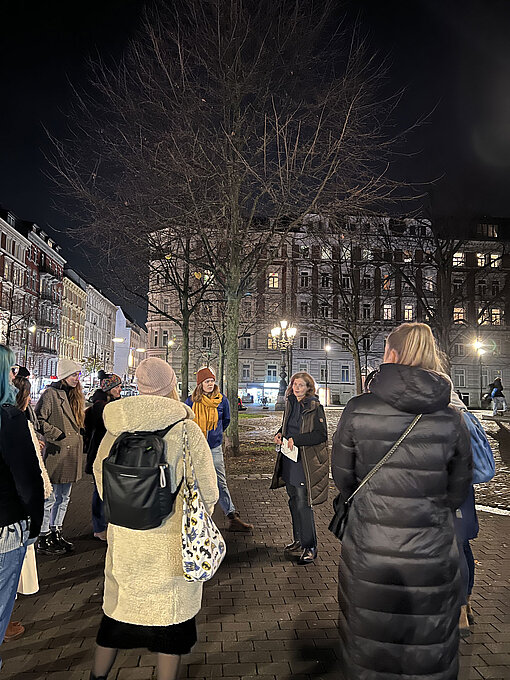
left=93, top=395, right=219, bottom=627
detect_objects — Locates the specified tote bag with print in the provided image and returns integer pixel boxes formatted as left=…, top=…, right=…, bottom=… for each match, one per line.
left=181, top=425, right=226, bottom=581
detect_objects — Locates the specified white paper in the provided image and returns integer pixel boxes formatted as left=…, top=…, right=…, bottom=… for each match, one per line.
left=281, top=437, right=298, bottom=462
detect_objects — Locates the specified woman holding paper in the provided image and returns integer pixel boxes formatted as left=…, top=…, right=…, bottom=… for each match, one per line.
left=271, top=372, right=328, bottom=565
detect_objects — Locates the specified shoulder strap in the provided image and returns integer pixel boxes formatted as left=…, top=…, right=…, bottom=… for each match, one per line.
left=133, top=418, right=186, bottom=438
left=346, top=413, right=422, bottom=504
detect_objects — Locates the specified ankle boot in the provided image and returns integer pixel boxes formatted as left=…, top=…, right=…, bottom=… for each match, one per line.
left=52, top=529, right=75, bottom=553
left=4, top=620, right=25, bottom=641
left=37, top=533, right=65, bottom=556
left=227, top=512, right=253, bottom=532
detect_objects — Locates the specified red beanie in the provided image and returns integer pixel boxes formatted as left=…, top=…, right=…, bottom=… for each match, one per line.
left=196, top=367, right=215, bottom=385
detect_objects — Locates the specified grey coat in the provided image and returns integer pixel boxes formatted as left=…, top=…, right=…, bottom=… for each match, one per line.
left=35, top=383, right=84, bottom=484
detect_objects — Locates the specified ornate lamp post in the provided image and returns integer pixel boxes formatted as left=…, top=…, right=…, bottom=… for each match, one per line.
left=271, top=320, right=297, bottom=411
left=473, top=339, right=486, bottom=408
left=324, top=344, right=331, bottom=406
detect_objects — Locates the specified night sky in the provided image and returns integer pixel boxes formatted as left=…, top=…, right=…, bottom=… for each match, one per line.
left=1, top=0, right=510, bottom=308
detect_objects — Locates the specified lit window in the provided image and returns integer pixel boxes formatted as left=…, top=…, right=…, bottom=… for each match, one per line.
left=299, top=333, right=308, bottom=350
left=320, top=337, right=328, bottom=350
left=477, top=253, right=486, bottom=267
left=424, top=278, right=434, bottom=292
left=383, top=304, right=392, bottom=320
left=321, top=245, right=332, bottom=260
left=300, top=245, right=310, bottom=259
left=341, top=245, right=351, bottom=261
left=268, top=272, right=279, bottom=288
left=491, top=308, right=502, bottom=325
left=453, top=307, right=465, bottom=323
left=490, top=254, right=501, bottom=268
left=341, top=333, right=349, bottom=349
left=382, top=275, right=391, bottom=291
left=341, top=365, right=350, bottom=383
left=404, top=304, right=413, bottom=321
left=267, top=333, right=276, bottom=349
left=453, top=252, right=465, bottom=267
left=300, top=271, right=309, bottom=288
left=403, top=250, right=412, bottom=263
left=362, top=248, right=372, bottom=261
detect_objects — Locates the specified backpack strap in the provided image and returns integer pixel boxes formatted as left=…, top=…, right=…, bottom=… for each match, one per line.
left=133, top=418, right=186, bottom=438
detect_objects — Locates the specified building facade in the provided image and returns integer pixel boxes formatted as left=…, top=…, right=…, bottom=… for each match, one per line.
left=60, top=269, right=87, bottom=364
left=83, top=285, right=117, bottom=384
left=113, top=307, right=148, bottom=382
left=147, top=217, right=510, bottom=407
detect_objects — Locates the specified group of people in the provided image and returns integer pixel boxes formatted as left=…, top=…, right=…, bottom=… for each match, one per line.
left=0, top=320, right=494, bottom=680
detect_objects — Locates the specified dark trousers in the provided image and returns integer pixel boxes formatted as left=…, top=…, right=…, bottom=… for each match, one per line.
left=92, top=481, right=106, bottom=533
left=463, top=539, right=475, bottom=597
left=285, top=482, right=317, bottom=550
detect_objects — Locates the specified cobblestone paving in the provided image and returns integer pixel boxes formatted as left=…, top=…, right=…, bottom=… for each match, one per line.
left=3, top=475, right=510, bottom=679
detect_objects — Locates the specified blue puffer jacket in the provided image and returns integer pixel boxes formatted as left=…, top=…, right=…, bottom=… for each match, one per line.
left=185, top=394, right=230, bottom=450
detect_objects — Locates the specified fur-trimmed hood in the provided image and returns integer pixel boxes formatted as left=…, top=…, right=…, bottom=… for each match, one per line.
left=103, top=395, right=195, bottom=436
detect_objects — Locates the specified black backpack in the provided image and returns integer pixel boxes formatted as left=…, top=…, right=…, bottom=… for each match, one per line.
left=103, top=419, right=184, bottom=530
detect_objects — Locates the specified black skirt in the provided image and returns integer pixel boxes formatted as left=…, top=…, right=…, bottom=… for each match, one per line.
left=96, top=613, right=197, bottom=655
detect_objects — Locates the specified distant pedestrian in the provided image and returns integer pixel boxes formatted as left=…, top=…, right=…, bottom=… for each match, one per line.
left=84, top=370, right=122, bottom=541
left=271, top=372, right=328, bottom=565
left=491, top=377, right=506, bottom=415
left=331, top=322, right=472, bottom=680
left=91, top=358, right=218, bottom=680
left=35, top=359, right=85, bottom=556
left=186, top=368, right=253, bottom=532
left=0, top=346, right=44, bottom=668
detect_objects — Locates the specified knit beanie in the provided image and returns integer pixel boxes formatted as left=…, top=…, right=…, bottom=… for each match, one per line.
left=136, top=357, right=177, bottom=397
left=57, top=358, right=81, bottom=381
left=98, top=369, right=122, bottom=392
left=196, top=367, right=215, bottom=385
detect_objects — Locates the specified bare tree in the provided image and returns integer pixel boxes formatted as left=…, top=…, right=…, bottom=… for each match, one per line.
left=50, top=1, right=416, bottom=453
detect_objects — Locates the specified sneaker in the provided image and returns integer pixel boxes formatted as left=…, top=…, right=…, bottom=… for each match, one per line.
left=227, top=512, right=253, bottom=532
left=52, top=529, right=75, bottom=553
left=37, top=533, right=65, bottom=556
left=93, top=531, right=107, bottom=542
left=4, top=621, right=25, bottom=642
left=297, top=547, right=317, bottom=565
left=284, top=540, right=302, bottom=553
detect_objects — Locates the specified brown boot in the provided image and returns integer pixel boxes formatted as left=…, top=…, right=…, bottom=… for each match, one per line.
left=227, top=512, right=253, bottom=532
left=4, top=620, right=25, bottom=642
left=459, top=605, right=470, bottom=638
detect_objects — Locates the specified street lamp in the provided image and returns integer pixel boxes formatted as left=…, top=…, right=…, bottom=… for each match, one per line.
left=24, top=323, right=37, bottom=366
left=166, top=339, right=175, bottom=364
left=473, top=339, right=486, bottom=408
left=324, top=344, right=331, bottom=406
left=271, top=320, right=297, bottom=411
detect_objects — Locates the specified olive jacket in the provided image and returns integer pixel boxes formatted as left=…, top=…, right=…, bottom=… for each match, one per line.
left=35, top=382, right=84, bottom=484
left=271, top=395, right=329, bottom=505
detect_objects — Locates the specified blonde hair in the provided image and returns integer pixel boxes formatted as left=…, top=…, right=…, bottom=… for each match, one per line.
left=386, top=323, right=445, bottom=372
left=285, top=372, right=317, bottom=398
left=191, top=382, right=220, bottom=403
left=167, top=387, right=180, bottom=401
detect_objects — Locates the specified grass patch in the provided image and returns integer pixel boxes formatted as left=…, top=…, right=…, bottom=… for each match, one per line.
left=238, top=413, right=268, bottom=419
left=225, top=440, right=276, bottom=474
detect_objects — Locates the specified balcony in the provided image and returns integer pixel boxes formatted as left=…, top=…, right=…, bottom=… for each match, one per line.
left=34, top=343, right=57, bottom=355
left=38, top=263, right=60, bottom=282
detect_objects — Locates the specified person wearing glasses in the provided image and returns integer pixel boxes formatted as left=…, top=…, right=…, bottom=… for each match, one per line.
left=35, top=359, right=85, bottom=556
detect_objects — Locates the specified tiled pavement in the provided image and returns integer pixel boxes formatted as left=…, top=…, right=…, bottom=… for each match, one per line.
left=4, top=476, right=510, bottom=679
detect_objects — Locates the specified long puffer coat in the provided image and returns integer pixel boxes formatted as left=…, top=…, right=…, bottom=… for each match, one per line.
left=331, top=363, right=472, bottom=680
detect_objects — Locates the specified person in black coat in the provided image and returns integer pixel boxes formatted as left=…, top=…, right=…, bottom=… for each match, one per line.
left=0, top=348, right=44, bottom=667
left=331, top=323, right=472, bottom=680
left=84, top=371, right=122, bottom=540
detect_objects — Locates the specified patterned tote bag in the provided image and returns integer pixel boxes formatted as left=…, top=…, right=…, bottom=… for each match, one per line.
left=181, top=425, right=226, bottom=581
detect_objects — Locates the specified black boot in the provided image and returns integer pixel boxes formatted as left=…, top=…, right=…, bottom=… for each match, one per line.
left=297, top=547, right=317, bottom=565
left=284, top=540, right=302, bottom=553
left=52, top=529, right=75, bottom=553
left=37, top=533, right=65, bottom=556
left=90, top=673, right=107, bottom=680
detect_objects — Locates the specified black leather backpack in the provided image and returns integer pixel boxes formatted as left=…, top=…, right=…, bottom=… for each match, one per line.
left=103, top=419, right=184, bottom=530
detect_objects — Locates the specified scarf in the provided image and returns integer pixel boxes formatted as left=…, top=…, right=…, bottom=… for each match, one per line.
left=192, top=393, right=223, bottom=438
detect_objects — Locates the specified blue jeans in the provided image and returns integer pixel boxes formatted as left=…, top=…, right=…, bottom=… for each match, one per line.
left=0, top=535, right=28, bottom=669
left=92, top=481, right=106, bottom=533
left=41, top=482, right=73, bottom=534
left=210, top=445, right=236, bottom=517
left=286, top=483, right=317, bottom=550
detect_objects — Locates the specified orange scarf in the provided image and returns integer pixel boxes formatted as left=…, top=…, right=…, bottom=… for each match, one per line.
left=192, top=393, right=223, bottom=438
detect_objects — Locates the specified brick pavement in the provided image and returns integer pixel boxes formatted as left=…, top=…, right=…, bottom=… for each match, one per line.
left=3, top=475, right=510, bottom=679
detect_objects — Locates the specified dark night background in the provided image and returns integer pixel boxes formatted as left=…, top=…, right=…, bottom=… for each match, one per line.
left=1, top=0, right=510, bottom=316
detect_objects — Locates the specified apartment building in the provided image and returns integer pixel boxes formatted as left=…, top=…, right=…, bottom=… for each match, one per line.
left=113, top=306, right=148, bottom=382
left=60, top=268, right=87, bottom=364
left=83, top=285, right=117, bottom=384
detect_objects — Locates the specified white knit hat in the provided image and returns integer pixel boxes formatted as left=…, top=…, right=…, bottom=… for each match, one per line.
left=136, top=357, right=177, bottom=397
left=56, top=358, right=82, bottom=381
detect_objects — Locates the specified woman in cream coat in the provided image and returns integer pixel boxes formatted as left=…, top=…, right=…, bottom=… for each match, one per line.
left=92, top=358, right=218, bottom=680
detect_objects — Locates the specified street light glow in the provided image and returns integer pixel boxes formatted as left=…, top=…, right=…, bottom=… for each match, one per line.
left=113, top=337, right=126, bottom=343
left=325, top=344, right=332, bottom=353
left=271, top=326, right=281, bottom=337
left=280, top=320, right=288, bottom=330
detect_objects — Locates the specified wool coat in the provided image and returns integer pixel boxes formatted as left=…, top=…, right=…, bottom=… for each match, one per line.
left=331, top=363, right=472, bottom=680
left=271, top=395, right=329, bottom=505
left=94, top=395, right=219, bottom=627
left=35, top=382, right=84, bottom=484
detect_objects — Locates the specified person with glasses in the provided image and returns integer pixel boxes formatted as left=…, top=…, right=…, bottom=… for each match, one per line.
left=0, top=345, right=44, bottom=669
left=35, top=359, right=85, bottom=555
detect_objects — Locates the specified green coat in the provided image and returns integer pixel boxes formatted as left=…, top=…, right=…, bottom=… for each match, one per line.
left=271, top=397, right=329, bottom=505
left=35, top=383, right=84, bottom=484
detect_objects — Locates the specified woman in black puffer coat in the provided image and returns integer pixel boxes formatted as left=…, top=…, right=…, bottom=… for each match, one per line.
left=331, top=323, right=472, bottom=680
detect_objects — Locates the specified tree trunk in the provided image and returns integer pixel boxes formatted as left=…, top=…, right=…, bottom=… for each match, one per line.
left=180, top=315, right=190, bottom=401
left=353, top=343, right=363, bottom=395
left=218, top=341, right=225, bottom=394
left=224, top=291, right=241, bottom=456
